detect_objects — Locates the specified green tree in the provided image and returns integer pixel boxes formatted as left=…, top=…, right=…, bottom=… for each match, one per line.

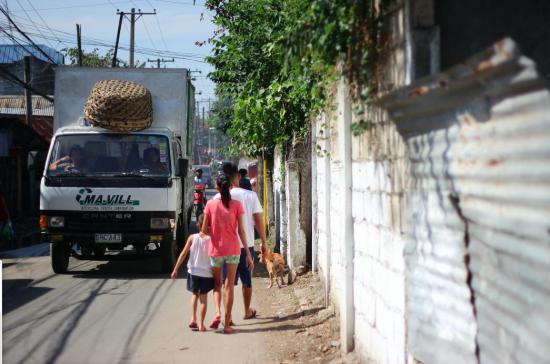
left=205, top=0, right=391, bottom=155
left=62, top=47, right=145, bottom=68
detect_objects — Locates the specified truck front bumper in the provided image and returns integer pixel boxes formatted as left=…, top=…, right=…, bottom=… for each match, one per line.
left=41, top=231, right=173, bottom=245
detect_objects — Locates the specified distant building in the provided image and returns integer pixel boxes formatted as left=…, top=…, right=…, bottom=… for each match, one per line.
left=0, top=44, right=63, bottom=95
left=0, top=44, right=64, bottom=64
left=0, top=45, right=61, bottom=228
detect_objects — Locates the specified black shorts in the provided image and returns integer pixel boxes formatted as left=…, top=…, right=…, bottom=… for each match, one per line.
left=186, top=274, right=215, bottom=294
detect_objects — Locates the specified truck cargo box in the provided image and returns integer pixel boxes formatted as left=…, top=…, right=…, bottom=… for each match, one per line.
left=54, top=67, right=190, bottom=144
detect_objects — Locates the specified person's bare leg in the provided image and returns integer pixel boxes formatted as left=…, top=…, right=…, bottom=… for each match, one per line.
left=199, top=293, right=208, bottom=331
left=243, top=286, right=254, bottom=318
left=190, top=293, right=198, bottom=325
left=223, top=264, right=238, bottom=333
left=211, top=267, right=222, bottom=325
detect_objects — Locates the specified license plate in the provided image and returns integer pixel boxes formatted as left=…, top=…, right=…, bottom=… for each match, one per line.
left=95, top=233, right=122, bottom=243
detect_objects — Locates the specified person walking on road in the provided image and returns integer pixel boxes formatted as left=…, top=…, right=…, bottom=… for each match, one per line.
left=202, top=174, right=254, bottom=334
left=171, top=214, right=214, bottom=332
left=238, top=168, right=253, bottom=190
left=221, top=162, right=268, bottom=320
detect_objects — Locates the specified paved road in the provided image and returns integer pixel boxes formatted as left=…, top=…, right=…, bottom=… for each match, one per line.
left=2, top=245, right=266, bottom=364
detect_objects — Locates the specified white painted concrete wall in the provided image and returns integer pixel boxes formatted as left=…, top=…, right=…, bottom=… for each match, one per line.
left=311, top=4, right=410, bottom=363
left=273, top=147, right=287, bottom=256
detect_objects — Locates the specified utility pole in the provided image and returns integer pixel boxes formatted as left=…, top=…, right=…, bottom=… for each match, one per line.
left=112, top=11, right=123, bottom=67
left=147, top=58, right=174, bottom=68
left=115, top=8, right=156, bottom=67
left=23, top=56, right=32, bottom=127
left=129, top=8, right=135, bottom=67
left=76, top=24, right=83, bottom=66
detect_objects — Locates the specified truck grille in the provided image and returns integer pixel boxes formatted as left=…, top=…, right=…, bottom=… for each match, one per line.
left=66, top=212, right=142, bottom=232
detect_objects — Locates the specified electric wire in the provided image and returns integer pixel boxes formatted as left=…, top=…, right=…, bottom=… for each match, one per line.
left=2, top=13, right=205, bottom=59
left=0, top=64, right=54, bottom=101
left=0, top=5, right=57, bottom=63
left=130, top=0, right=157, bottom=50
left=146, top=0, right=169, bottom=51
left=24, top=0, right=66, bottom=46
left=13, top=0, right=54, bottom=49
left=0, top=18, right=206, bottom=62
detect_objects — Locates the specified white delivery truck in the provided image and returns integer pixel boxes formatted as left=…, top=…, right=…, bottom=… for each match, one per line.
left=40, top=67, right=195, bottom=273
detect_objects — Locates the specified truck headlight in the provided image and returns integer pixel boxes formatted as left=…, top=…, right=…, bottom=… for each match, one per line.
left=49, top=216, right=65, bottom=228
left=150, top=217, right=169, bottom=229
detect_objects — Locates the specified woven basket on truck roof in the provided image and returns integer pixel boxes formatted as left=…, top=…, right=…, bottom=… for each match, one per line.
left=83, top=79, right=153, bottom=132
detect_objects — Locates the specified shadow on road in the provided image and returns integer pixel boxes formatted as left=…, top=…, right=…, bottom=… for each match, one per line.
left=3, top=279, right=54, bottom=314
left=69, top=258, right=187, bottom=280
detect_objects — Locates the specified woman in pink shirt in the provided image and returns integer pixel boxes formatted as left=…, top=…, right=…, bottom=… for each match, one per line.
left=201, top=174, right=254, bottom=333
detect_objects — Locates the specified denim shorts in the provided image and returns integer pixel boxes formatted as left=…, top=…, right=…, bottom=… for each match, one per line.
left=223, top=248, right=255, bottom=288
left=210, top=255, right=240, bottom=268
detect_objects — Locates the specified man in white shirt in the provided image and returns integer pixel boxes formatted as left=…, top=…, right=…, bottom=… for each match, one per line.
left=221, top=162, right=267, bottom=319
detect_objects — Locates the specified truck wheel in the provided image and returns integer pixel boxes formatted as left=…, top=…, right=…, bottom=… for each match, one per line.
left=81, top=245, right=93, bottom=258
left=175, top=215, right=187, bottom=253
left=186, top=207, right=192, bottom=230
left=94, top=246, right=106, bottom=258
left=51, top=242, right=70, bottom=273
left=160, top=239, right=176, bottom=273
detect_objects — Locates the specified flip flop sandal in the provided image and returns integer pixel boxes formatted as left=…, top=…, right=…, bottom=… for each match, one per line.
left=189, top=322, right=198, bottom=329
left=243, top=309, right=257, bottom=320
left=209, top=317, right=221, bottom=329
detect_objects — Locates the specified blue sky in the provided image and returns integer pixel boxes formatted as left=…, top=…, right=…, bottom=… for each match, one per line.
left=2, top=0, right=216, bottom=102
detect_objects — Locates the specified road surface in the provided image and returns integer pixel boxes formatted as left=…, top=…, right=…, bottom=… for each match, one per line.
left=2, top=244, right=267, bottom=364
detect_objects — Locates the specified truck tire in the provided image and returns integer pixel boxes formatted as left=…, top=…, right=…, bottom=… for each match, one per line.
left=160, top=239, right=176, bottom=273
left=51, top=242, right=70, bottom=273
left=94, top=246, right=106, bottom=258
left=175, top=214, right=188, bottom=253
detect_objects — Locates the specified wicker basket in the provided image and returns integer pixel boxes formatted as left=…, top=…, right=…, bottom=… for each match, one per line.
left=83, top=79, right=153, bottom=132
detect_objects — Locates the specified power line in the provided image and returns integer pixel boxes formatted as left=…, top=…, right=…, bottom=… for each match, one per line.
left=9, top=1, right=143, bottom=12
left=153, top=12, right=169, bottom=51
left=0, top=5, right=57, bottom=63
left=145, top=0, right=169, bottom=51
left=107, top=0, right=130, bottom=33
left=130, top=0, right=157, bottom=50
left=24, top=0, right=66, bottom=45
left=0, top=18, right=206, bottom=63
left=153, top=0, right=196, bottom=5
left=0, top=64, right=54, bottom=101
left=13, top=0, right=54, bottom=49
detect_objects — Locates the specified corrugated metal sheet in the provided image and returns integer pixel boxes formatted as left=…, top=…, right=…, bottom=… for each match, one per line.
left=0, top=44, right=64, bottom=64
left=0, top=95, right=54, bottom=116
left=380, top=38, right=550, bottom=364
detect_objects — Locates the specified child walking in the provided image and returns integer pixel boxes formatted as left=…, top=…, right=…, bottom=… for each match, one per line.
left=202, top=174, right=254, bottom=334
left=171, top=214, right=214, bottom=332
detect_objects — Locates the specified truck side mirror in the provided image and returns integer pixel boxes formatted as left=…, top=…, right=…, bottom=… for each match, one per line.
left=176, top=158, right=188, bottom=177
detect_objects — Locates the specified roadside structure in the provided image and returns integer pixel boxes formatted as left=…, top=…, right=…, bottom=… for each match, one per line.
left=270, top=1, right=550, bottom=363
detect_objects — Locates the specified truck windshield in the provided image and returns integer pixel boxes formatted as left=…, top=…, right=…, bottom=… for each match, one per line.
left=46, top=134, right=171, bottom=177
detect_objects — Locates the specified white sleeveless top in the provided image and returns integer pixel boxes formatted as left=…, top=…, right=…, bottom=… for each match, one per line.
left=188, top=234, right=213, bottom=278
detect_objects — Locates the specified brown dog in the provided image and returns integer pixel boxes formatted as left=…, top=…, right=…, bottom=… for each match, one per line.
left=259, top=249, right=285, bottom=288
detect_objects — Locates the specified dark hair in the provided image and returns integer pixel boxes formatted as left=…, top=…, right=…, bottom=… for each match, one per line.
left=221, top=162, right=238, bottom=180
left=144, top=147, right=160, bottom=159
left=238, top=168, right=247, bottom=177
left=216, top=174, right=231, bottom=208
left=69, top=145, right=84, bottom=156
left=196, top=213, right=204, bottom=226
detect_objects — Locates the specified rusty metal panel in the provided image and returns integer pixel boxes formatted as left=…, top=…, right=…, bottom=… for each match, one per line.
left=0, top=95, right=54, bottom=116
left=380, top=38, right=550, bottom=364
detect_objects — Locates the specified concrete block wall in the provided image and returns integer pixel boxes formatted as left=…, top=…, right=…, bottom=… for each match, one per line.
left=312, top=3, right=411, bottom=363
